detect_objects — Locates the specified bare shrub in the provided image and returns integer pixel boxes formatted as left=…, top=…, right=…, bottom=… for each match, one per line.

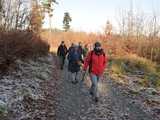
left=0, top=30, right=49, bottom=73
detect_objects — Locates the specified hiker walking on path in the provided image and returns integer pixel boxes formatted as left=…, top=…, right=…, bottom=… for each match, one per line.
left=83, top=42, right=107, bottom=102
left=78, top=42, right=83, bottom=55
left=68, top=44, right=83, bottom=84
left=68, top=43, right=75, bottom=53
left=57, top=41, right=68, bottom=70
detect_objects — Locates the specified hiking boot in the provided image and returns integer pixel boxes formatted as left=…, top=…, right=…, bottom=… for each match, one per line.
left=60, top=66, right=63, bottom=70
left=94, top=97, right=99, bottom=103
left=89, top=91, right=93, bottom=96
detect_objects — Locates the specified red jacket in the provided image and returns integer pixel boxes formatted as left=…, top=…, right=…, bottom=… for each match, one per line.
left=83, top=50, right=107, bottom=76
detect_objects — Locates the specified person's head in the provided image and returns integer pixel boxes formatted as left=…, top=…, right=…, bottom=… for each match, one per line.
left=84, top=44, right=88, bottom=48
left=94, top=42, right=102, bottom=52
left=79, top=42, right=82, bottom=46
left=71, top=43, right=74, bottom=47
left=61, top=41, right=65, bottom=46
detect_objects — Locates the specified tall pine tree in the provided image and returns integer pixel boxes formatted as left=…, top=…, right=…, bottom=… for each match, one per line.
left=63, top=12, right=72, bottom=32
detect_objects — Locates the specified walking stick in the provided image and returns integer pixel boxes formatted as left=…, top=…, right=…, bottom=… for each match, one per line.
left=81, top=70, right=87, bottom=83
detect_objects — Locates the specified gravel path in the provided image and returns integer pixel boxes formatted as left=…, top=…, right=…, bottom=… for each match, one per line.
left=55, top=61, right=156, bottom=120
left=0, top=55, right=158, bottom=120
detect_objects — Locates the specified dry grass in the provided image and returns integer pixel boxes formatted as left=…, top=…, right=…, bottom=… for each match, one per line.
left=41, top=31, right=160, bottom=63
left=110, top=54, right=157, bottom=74
left=41, top=31, right=99, bottom=49
left=109, top=54, right=160, bottom=88
left=121, top=37, right=160, bottom=63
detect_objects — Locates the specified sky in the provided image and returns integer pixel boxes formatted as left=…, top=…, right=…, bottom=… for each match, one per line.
left=43, top=0, right=160, bottom=33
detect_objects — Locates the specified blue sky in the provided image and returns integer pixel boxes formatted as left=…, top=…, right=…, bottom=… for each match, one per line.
left=43, top=0, right=160, bottom=33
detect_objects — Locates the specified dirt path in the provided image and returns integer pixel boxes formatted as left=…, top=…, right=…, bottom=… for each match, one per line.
left=55, top=62, right=93, bottom=120
left=55, top=60, right=157, bottom=120
left=0, top=54, right=158, bottom=120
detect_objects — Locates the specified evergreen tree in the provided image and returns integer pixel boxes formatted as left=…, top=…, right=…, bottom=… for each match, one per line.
left=63, top=12, right=72, bottom=32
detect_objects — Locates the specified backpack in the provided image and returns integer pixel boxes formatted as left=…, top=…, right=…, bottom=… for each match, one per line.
left=88, top=50, right=105, bottom=73
left=68, top=49, right=81, bottom=63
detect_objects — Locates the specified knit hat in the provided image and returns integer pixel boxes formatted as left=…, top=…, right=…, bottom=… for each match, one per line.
left=95, top=42, right=101, bottom=47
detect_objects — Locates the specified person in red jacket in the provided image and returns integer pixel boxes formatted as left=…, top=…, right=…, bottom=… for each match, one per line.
left=83, top=42, right=107, bottom=102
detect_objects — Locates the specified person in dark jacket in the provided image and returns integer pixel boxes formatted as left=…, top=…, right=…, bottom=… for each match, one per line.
left=83, top=42, right=107, bottom=102
left=78, top=42, right=83, bottom=54
left=68, top=43, right=75, bottom=53
left=68, top=44, right=83, bottom=84
left=57, top=41, right=68, bottom=70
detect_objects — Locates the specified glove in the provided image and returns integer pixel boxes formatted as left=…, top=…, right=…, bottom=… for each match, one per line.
left=77, top=61, right=83, bottom=66
left=83, top=67, right=87, bottom=72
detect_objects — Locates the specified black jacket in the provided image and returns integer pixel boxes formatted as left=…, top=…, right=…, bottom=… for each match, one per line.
left=57, top=45, right=68, bottom=56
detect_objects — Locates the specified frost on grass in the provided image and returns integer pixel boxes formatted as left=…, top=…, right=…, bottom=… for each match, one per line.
left=0, top=54, right=55, bottom=120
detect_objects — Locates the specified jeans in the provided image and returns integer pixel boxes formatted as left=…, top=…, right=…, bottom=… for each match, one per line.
left=68, top=71, right=80, bottom=82
left=90, top=74, right=100, bottom=98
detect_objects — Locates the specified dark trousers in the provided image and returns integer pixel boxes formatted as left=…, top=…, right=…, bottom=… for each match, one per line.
left=59, top=56, right=65, bottom=69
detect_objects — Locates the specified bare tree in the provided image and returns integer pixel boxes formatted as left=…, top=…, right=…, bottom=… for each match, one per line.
left=104, top=20, right=112, bottom=36
left=116, top=9, right=128, bottom=40
left=0, top=0, right=31, bottom=31
left=0, top=0, right=57, bottom=31
left=148, top=14, right=160, bottom=40
left=0, top=0, right=3, bottom=29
